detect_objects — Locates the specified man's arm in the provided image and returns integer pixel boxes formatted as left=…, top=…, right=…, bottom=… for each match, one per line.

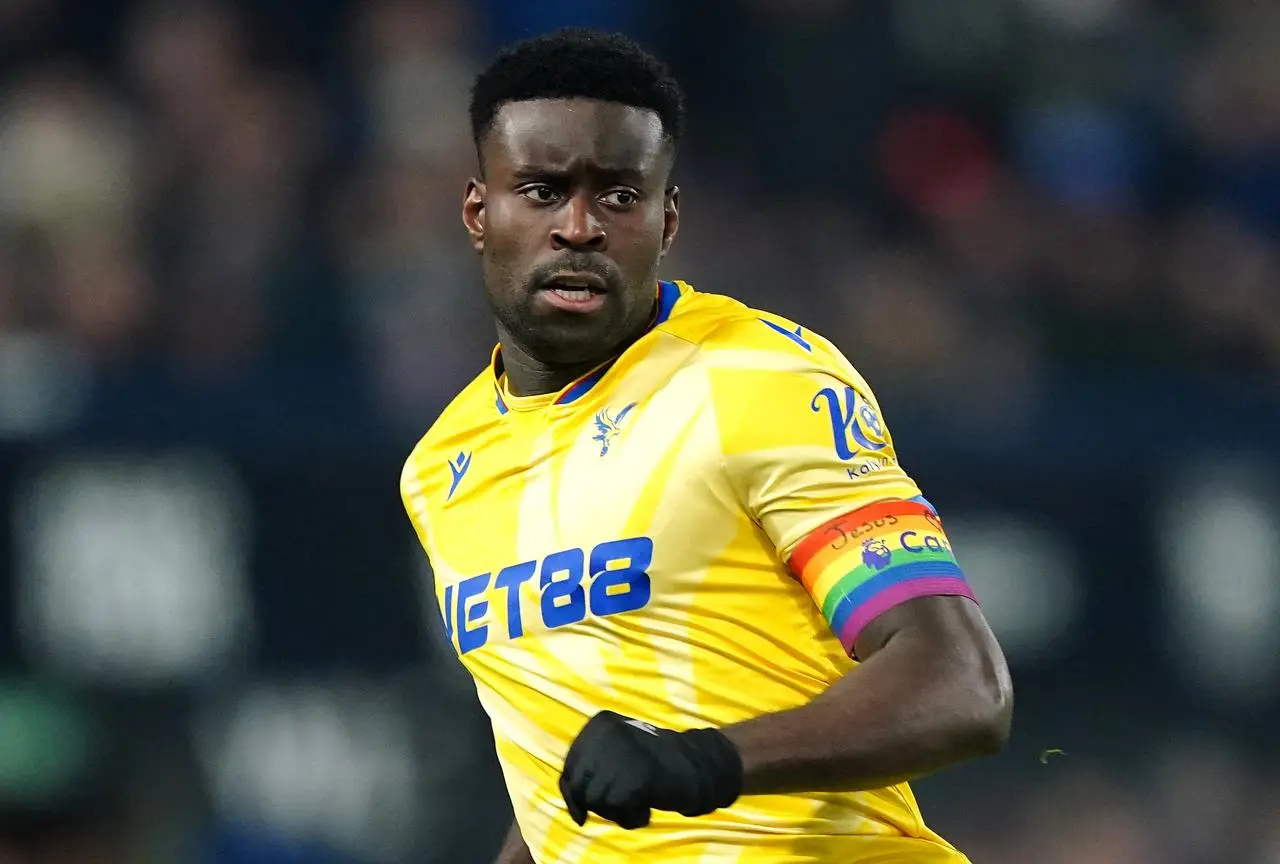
left=557, top=593, right=1012, bottom=826
left=493, top=821, right=533, bottom=864
left=722, top=594, right=1012, bottom=794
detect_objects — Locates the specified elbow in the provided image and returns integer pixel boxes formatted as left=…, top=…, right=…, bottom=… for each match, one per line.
left=966, top=655, right=1014, bottom=756
left=972, top=683, right=1013, bottom=757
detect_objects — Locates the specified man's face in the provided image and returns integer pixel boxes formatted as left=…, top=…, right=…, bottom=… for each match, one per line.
left=463, top=98, right=679, bottom=367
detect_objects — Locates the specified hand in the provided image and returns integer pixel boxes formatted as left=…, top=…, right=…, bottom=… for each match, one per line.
left=558, top=710, right=743, bottom=830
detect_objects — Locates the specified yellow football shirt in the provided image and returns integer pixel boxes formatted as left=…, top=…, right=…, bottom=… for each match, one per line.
left=402, top=281, right=975, bottom=863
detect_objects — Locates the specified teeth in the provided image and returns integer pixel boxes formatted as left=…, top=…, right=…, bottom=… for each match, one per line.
left=551, top=287, right=593, bottom=301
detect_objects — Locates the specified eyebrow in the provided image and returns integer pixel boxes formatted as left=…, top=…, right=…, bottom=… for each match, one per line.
left=508, top=163, right=648, bottom=185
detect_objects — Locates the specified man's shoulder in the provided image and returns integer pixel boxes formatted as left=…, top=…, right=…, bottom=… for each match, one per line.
left=401, top=367, right=497, bottom=476
left=663, top=284, right=853, bottom=376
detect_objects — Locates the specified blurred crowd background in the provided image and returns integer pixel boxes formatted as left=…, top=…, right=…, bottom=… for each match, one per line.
left=1, top=0, right=1279, bottom=862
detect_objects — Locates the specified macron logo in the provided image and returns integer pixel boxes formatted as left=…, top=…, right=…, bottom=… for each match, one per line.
left=759, top=318, right=813, bottom=352
left=624, top=719, right=660, bottom=736
left=447, top=451, right=472, bottom=501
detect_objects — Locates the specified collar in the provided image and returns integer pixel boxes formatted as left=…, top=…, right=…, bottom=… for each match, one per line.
left=492, top=279, right=685, bottom=414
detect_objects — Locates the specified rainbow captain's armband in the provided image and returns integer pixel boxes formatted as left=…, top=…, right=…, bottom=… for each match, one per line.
left=787, top=499, right=976, bottom=656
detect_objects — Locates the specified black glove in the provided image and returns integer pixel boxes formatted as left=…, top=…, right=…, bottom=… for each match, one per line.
left=559, top=710, right=744, bottom=830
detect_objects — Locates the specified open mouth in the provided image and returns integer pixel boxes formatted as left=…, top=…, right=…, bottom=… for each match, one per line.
left=546, top=284, right=602, bottom=302
left=538, top=273, right=608, bottom=312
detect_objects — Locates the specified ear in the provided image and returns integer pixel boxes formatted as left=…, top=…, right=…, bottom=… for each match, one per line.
left=462, top=178, right=486, bottom=254
left=660, top=185, right=680, bottom=257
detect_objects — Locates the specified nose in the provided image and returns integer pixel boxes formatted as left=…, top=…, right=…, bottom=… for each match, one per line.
left=551, top=194, right=606, bottom=251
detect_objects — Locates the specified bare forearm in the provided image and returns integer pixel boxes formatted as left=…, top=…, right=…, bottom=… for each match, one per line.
left=722, top=613, right=1012, bottom=794
left=493, top=821, right=533, bottom=864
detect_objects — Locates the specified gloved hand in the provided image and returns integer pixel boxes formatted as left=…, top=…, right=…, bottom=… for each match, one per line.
left=558, top=710, right=744, bottom=829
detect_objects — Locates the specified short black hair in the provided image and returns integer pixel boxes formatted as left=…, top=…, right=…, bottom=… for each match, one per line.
left=469, top=28, right=685, bottom=154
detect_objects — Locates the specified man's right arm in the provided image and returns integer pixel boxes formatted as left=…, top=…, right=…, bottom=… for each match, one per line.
left=494, top=821, right=533, bottom=864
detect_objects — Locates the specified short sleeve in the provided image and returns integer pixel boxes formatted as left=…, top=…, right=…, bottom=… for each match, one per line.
left=707, top=322, right=975, bottom=654
left=709, top=342, right=919, bottom=556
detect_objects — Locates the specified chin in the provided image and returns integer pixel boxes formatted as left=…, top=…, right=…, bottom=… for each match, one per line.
left=526, top=323, right=620, bottom=366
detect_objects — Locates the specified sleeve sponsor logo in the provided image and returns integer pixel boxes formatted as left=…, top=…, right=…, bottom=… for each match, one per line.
left=811, top=385, right=889, bottom=461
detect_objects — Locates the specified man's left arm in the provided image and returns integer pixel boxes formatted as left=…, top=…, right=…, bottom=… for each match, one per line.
left=559, top=548, right=1013, bottom=827
left=712, top=357, right=1013, bottom=792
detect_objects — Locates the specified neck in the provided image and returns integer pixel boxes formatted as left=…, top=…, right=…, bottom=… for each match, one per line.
left=498, top=306, right=657, bottom=398
left=499, top=338, right=603, bottom=398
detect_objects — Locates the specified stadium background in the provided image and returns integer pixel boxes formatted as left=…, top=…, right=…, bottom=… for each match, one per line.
left=1, top=0, right=1279, bottom=861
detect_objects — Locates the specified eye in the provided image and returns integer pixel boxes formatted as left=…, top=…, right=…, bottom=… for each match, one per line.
left=601, top=189, right=641, bottom=207
left=519, top=184, right=561, bottom=204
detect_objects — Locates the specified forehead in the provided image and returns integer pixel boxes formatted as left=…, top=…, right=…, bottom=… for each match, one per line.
left=484, top=98, right=669, bottom=177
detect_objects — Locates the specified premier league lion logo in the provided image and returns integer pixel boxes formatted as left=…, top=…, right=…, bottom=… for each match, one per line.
left=861, top=538, right=893, bottom=571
